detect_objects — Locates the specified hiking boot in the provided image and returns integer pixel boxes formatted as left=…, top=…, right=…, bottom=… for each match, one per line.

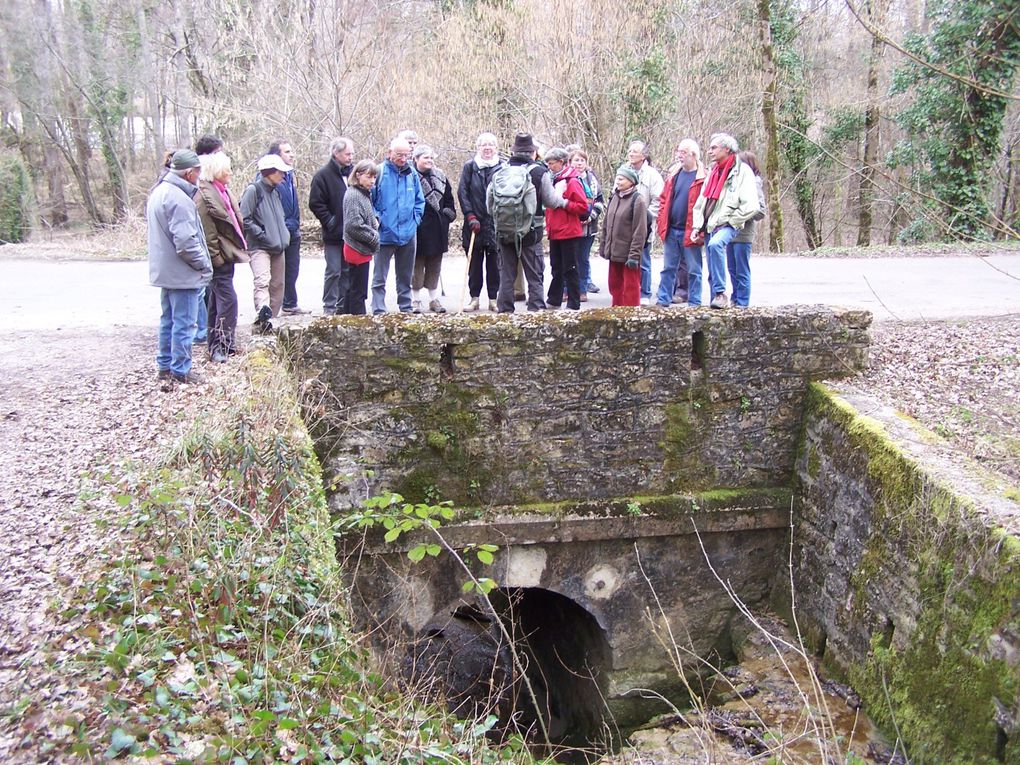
left=587, top=283, right=600, bottom=294
left=514, top=292, right=527, bottom=301
left=210, top=350, right=228, bottom=363
left=281, top=306, right=310, bottom=315
left=157, top=368, right=172, bottom=381
left=640, top=297, right=651, bottom=306
left=580, top=293, right=588, bottom=302
left=170, top=371, right=205, bottom=385
left=256, top=305, right=272, bottom=324
left=710, top=293, right=729, bottom=309
left=489, top=300, right=498, bottom=312
left=465, top=297, right=480, bottom=312
left=412, top=300, right=423, bottom=314
left=429, top=299, right=447, bottom=314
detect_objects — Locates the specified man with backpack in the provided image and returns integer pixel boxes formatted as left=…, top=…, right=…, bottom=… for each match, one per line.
left=370, top=136, right=425, bottom=314
left=491, top=133, right=566, bottom=313
left=240, top=154, right=291, bottom=330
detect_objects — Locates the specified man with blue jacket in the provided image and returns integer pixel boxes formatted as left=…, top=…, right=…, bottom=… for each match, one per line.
left=370, top=136, right=425, bottom=314
left=146, top=149, right=212, bottom=385
left=267, top=139, right=308, bottom=314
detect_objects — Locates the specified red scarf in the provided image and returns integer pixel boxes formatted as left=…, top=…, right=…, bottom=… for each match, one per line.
left=702, top=154, right=735, bottom=201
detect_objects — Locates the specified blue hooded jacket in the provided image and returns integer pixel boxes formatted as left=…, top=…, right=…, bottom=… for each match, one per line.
left=277, top=171, right=300, bottom=233
left=371, top=159, right=425, bottom=246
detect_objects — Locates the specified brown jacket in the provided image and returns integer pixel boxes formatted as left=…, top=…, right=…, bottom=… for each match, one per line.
left=600, top=187, right=647, bottom=264
left=195, top=179, right=249, bottom=268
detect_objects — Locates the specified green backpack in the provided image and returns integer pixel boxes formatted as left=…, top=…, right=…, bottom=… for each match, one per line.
left=487, top=164, right=538, bottom=248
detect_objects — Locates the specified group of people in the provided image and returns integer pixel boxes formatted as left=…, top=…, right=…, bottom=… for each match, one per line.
left=145, top=128, right=763, bottom=384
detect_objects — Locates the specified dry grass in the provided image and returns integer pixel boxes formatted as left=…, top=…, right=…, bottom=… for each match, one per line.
left=0, top=214, right=148, bottom=261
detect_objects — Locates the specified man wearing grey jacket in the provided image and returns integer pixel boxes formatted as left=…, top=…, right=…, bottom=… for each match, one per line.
left=147, top=149, right=212, bottom=385
left=241, top=154, right=292, bottom=329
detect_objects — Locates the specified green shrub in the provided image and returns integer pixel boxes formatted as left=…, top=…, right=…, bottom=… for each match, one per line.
left=41, top=351, right=534, bottom=764
left=0, top=151, right=33, bottom=244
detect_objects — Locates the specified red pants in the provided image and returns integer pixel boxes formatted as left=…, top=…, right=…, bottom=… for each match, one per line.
left=608, top=261, right=640, bottom=306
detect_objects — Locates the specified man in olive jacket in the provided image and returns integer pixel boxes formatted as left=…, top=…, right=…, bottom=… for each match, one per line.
left=240, top=154, right=291, bottom=326
left=146, top=149, right=212, bottom=384
left=691, top=132, right=759, bottom=309
left=308, top=137, right=354, bottom=314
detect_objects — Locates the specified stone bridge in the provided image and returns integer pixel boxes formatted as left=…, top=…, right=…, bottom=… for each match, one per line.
left=281, top=306, right=870, bottom=744
left=342, top=489, right=793, bottom=738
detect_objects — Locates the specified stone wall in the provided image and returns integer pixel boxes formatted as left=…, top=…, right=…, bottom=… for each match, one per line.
left=342, top=489, right=793, bottom=730
left=281, top=307, right=869, bottom=510
left=792, top=384, right=1020, bottom=764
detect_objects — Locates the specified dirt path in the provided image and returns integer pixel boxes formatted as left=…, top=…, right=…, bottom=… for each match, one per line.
left=0, top=327, right=190, bottom=761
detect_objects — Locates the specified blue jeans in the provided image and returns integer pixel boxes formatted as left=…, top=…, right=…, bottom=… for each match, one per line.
left=705, top=226, right=736, bottom=298
left=727, top=240, right=752, bottom=306
left=157, top=287, right=202, bottom=377
left=577, top=235, right=595, bottom=291
left=195, top=287, right=207, bottom=341
left=371, top=239, right=416, bottom=314
left=640, top=241, right=652, bottom=298
left=685, top=245, right=706, bottom=305
left=283, top=231, right=301, bottom=310
left=656, top=228, right=689, bottom=305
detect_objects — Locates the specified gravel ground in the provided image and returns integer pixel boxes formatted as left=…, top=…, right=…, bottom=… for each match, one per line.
left=0, top=328, right=229, bottom=761
left=848, top=315, right=1020, bottom=484
left=0, top=314, right=1015, bottom=760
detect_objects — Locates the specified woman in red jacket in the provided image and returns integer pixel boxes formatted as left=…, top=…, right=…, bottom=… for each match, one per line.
left=544, top=148, right=592, bottom=310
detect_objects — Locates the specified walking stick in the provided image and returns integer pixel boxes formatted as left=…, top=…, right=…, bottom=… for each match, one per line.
left=458, top=230, right=476, bottom=313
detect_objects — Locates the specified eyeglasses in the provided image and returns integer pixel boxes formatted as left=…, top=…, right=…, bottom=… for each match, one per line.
left=392, top=152, right=410, bottom=159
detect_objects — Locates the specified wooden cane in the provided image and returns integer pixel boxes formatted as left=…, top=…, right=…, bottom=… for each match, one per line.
left=458, top=230, right=476, bottom=313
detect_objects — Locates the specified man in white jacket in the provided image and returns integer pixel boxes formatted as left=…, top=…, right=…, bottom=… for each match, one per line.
left=626, top=141, right=664, bottom=305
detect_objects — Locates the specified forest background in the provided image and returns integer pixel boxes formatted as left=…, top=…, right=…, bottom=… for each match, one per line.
left=0, top=0, right=1017, bottom=252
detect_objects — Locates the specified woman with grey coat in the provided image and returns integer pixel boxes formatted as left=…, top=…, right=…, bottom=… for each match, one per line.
left=341, top=160, right=380, bottom=315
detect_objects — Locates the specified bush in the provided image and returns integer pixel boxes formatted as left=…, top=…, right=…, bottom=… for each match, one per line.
left=41, top=351, right=533, bottom=764
left=0, top=151, right=33, bottom=244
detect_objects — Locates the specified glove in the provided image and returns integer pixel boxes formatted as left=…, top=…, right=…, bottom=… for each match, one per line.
left=467, top=214, right=481, bottom=234
left=625, top=259, right=639, bottom=270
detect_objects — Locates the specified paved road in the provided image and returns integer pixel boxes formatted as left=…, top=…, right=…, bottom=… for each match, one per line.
left=1, top=253, right=1018, bottom=331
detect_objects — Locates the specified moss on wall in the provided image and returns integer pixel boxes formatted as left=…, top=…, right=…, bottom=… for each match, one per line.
left=661, top=389, right=717, bottom=491
left=798, top=383, right=1020, bottom=764
left=390, top=382, right=495, bottom=505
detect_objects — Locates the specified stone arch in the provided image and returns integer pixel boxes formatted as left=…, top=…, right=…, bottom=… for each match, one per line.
left=489, top=587, right=615, bottom=752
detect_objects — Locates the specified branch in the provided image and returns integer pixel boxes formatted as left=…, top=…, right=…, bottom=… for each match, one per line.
left=844, top=0, right=1020, bottom=102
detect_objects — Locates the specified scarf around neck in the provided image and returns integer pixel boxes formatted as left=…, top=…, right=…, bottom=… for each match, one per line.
left=702, top=154, right=735, bottom=201
left=474, top=154, right=499, bottom=169
left=213, top=179, right=247, bottom=248
left=419, top=168, right=447, bottom=214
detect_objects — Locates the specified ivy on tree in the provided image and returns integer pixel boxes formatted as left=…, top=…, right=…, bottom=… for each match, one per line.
left=890, top=0, right=1020, bottom=240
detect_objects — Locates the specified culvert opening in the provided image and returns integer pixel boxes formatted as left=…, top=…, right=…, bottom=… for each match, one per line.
left=491, top=587, right=614, bottom=754
left=402, top=589, right=613, bottom=761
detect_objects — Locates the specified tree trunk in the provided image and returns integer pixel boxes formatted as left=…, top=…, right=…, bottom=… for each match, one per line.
left=43, top=138, right=69, bottom=227
left=857, top=0, right=888, bottom=247
left=758, top=0, right=784, bottom=252
left=999, top=138, right=1019, bottom=237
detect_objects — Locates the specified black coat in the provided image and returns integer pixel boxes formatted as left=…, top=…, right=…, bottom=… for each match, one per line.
left=416, top=169, right=457, bottom=258
left=458, top=159, right=502, bottom=251
left=308, top=158, right=352, bottom=245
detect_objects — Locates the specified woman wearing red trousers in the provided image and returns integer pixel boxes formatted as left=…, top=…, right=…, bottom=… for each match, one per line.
left=601, top=165, right=648, bottom=307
